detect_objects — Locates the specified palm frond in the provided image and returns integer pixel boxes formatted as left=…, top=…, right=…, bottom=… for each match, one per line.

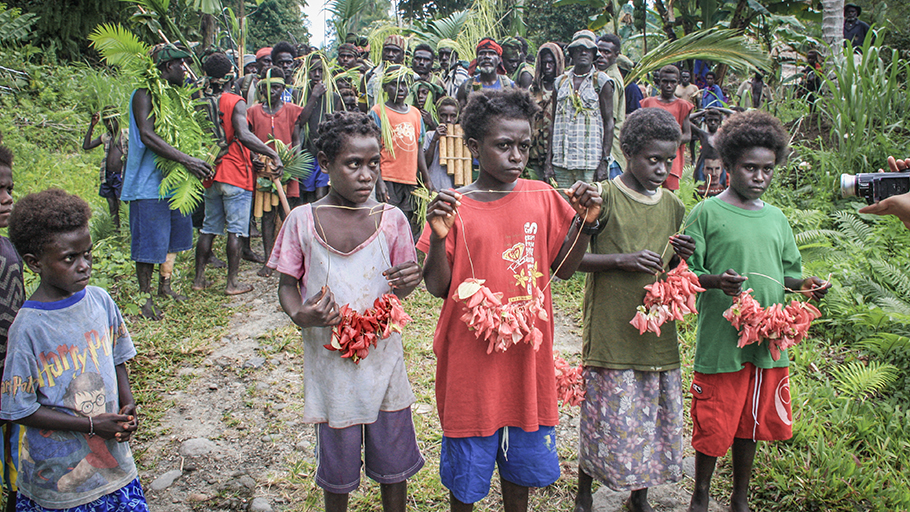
left=268, top=138, right=316, bottom=182
left=859, top=334, right=910, bottom=358
left=0, top=8, right=38, bottom=43
left=830, top=360, right=898, bottom=400
left=625, top=27, right=771, bottom=84
left=876, top=297, right=910, bottom=317
left=89, top=24, right=151, bottom=70
left=327, top=0, right=370, bottom=41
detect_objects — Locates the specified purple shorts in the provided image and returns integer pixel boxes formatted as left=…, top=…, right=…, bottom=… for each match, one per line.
left=315, top=407, right=424, bottom=494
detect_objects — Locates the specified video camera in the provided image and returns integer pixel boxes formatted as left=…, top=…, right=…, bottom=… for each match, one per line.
left=840, top=173, right=910, bottom=204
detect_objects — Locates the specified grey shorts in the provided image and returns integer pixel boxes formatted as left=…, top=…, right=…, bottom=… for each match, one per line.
left=315, top=407, right=425, bottom=493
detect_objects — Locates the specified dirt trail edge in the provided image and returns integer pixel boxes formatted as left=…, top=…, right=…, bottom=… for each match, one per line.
left=137, top=268, right=726, bottom=512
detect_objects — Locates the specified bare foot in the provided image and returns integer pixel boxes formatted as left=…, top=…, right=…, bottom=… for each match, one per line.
left=192, top=279, right=213, bottom=291
left=225, top=282, right=254, bottom=296
left=242, top=249, right=265, bottom=264
left=574, top=492, right=593, bottom=512
left=625, top=496, right=654, bottom=512
left=209, top=254, right=226, bottom=269
left=257, top=265, right=273, bottom=277
left=688, top=497, right=710, bottom=512
left=140, top=298, right=162, bottom=321
left=249, top=223, right=261, bottom=238
left=158, top=278, right=187, bottom=301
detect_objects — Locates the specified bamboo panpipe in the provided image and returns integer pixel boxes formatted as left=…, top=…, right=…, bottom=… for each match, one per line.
left=254, top=190, right=264, bottom=218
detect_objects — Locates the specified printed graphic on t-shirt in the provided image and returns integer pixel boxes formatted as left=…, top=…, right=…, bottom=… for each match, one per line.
left=392, top=121, right=417, bottom=152
left=502, top=221, right=543, bottom=299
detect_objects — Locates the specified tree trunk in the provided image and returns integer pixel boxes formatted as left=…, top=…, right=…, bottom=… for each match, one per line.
left=201, top=13, right=216, bottom=48
left=713, top=0, right=750, bottom=85
left=821, top=0, right=844, bottom=49
left=652, top=0, right=677, bottom=41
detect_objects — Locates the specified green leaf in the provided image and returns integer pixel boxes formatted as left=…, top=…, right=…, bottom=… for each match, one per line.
left=831, top=360, right=899, bottom=400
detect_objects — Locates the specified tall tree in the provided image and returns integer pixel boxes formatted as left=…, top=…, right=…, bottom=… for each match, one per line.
left=399, top=0, right=471, bottom=22
left=525, top=0, right=599, bottom=48
left=326, top=0, right=390, bottom=48
left=246, top=0, right=310, bottom=49
left=820, top=0, right=843, bottom=48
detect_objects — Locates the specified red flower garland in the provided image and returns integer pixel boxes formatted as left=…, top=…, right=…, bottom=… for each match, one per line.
left=453, top=278, right=549, bottom=354
left=554, top=354, right=585, bottom=407
left=723, top=289, right=821, bottom=361
left=325, top=293, right=412, bottom=364
left=630, top=260, right=706, bottom=336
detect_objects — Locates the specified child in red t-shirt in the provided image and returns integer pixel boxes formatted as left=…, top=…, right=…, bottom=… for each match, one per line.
left=417, top=89, right=602, bottom=510
left=640, top=65, right=693, bottom=190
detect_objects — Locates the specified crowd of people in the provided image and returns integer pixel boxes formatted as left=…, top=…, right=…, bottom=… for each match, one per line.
left=0, top=5, right=908, bottom=512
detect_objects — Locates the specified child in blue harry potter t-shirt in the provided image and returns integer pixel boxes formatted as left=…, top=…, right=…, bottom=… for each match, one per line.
left=0, top=189, right=147, bottom=512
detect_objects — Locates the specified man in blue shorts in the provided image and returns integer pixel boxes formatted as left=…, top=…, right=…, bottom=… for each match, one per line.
left=122, top=44, right=213, bottom=320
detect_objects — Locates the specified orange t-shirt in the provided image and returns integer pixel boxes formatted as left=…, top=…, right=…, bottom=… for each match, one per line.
left=247, top=102, right=304, bottom=198
left=640, top=97, right=694, bottom=191
left=370, top=104, right=425, bottom=185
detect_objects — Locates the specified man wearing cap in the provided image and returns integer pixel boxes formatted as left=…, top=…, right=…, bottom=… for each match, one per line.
left=844, top=3, right=870, bottom=51
left=597, top=33, right=627, bottom=179
left=456, top=38, right=515, bottom=108
left=362, top=34, right=410, bottom=109
left=255, top=47, right=273, bottom=72
left=336, top=43, right=360, bottom=70
left=437, top=39, right=469, bottom=97
left=501, top=37, right=534, bottom=89
left=617, top=55, right=643, bottom=115
left=234, top=54, right=260, bottom=102
left=123, top=44, right=213, bottom=320
left=545, top=30, right=614, bottom=187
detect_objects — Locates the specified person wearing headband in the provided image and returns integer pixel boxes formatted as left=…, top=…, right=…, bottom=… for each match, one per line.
left=501, top=37, right=534, bottom=90
left=527, top=43, right=564, bottom=181
left=362, top=34, right=413, bottom=110
left=83, top=106, right=128, bottom=233
left=123, top=42, right=211, bottom=320
left=455, top=38, right=514, bottom=109
left=256, top=47, right=273, bottom=71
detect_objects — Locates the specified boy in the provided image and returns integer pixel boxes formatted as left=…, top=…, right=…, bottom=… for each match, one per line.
left=423, top=97, right=459, bottom=191
left=684, top=111, right=829, bottom=512
left=297, top=53, right=340, bottom=204
left=247, top=67, right=303, bottom=277
left=82, top=107, right=127, bottom=233
left=689, top=107, right=731, bottom=183
left=640, top=65, right=693, bottom=190
left=418, top=89, right=602, bottom=512
left=700, top=71, right=726, bottom=109
left=0, top=145, right=22, bottom=512
left=370, top=65, right=435, bottom=239
left=2, top=189, right=145, bottom=511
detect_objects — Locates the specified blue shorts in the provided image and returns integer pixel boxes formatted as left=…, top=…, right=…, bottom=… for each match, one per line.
left=99, top=172, right=123, bottom=200
left=201, top=182, right=252, bottom=237
left=299, top=161, right=329, bottom=192
left=16, top=477, right=148, bottom=511
left=440, top=426, right=560, bottom=504
left=315, top=407, right=424, bottom=493
left=128, top=199, right=193, bottom=264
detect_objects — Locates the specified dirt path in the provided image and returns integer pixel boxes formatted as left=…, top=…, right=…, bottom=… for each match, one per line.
left=136, top=268, right=727, bottom=511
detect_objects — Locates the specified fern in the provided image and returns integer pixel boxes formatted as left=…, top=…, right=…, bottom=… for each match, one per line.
left=0, top=8, right=38, bottom=43
left=831, top=360, right=899, bottom=400
left=869, top=259, right=910, bottom=301
left=833, top=210, right=873, bottom=244
left=794, top=229, right=842, bottom=246
left=89, top=24, right=150, bottom=71
left=859, top=334, right=910, bottom=357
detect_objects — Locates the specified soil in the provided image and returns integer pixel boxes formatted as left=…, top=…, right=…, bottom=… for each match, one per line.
left=136, top=268, right=729, bottom=512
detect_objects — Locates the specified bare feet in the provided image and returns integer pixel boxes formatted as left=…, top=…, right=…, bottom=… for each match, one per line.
left=209, top=254, right=226, bottom=269
left=192, top=279, right=213, bottom=291
left=688, top=495, right=710, bottom=512
left=574, top=492, right=593, bottom=512
left=242, top=248, right=265, bottom=264
left=257, top=265, right=273, bottom=277
left=225, top=282, right=254, bottom=296
left=626, top=489, right=654, bottom=512
left=158, top=278, right=187, bottom=301
left=140, top=298, right=162, bottom=321
left=249, top=222, right=261, bottom=238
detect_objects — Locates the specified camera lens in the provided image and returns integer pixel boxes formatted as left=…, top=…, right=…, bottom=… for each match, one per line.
left=840, top=174, right=857, bottom=198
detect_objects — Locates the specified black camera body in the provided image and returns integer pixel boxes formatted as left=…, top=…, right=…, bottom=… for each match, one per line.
left=840, top=173, right=910, bottom=204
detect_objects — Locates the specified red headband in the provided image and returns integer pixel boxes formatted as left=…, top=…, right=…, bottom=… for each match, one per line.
left=476, top=38, right=502, bottom=57
left=256, top=47, right=272, bottom=60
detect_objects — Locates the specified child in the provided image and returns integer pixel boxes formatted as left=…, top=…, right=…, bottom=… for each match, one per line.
left=297, top=53, right=339, bottom=205
left=267, top=111, right=424, bottom=512
left=695, top=158, right=726, bottom=198
left=573, top=108, right=695, bottom=512
left=689, top=107, right=731, bottom=184
left=370, top=65, right=435, bottom=240
left=0, top=145, right=22, bottom=512
left=246, top=66, right=303, bottom=277
left=82, top=107, right=127, bottom=233
left=417, top=89, right=602, bottom=511
left=423, top=96, right=459, bottom=191
left=640, top=65, right=693, bottom=191
left=1, top=189, right=145, bottom=511
left=684, top=111, right=829, bottom=512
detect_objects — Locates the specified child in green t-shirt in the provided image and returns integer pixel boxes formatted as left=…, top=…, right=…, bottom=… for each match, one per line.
left=572, top=108, right=695, bottom=512
left=684, top=110, right=830, bottom=512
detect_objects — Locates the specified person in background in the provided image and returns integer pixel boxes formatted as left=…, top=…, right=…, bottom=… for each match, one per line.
left=858, top=156, right=910, bottom=229
left=255, top=47, right=273, bottom=73
left=640, top=65, right=693, bottom=190
left=83, top=106, right=127, bottom=233
left=456, top=38, right=515, bottom=108
left=844, top=3, right=870, bottom=51
left=598, top=34, right=626, bottom=179
left=701, top=71, right=726, bottom=108
left=618, top=56, right=643, bottom=116
left=437, top=39, right=470, bottom=98
left=423, top=96, right=459, bottom=191
left=675, top=69, right=700, bottom=108
left=502, top=37, right=534, bottom=89
left=411, top=43, right=444, bottom=90
left=527, top=43, right=565, bottom=181
left=736, top=72, right=770, bottom=109
left=362, top=35, right=408, bottom=109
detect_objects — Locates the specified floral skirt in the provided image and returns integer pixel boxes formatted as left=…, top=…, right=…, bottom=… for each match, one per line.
left=578, top=367, right=684, bottom=491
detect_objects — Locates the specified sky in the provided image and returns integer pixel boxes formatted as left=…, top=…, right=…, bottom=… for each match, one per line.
left=305, top=1, right=330, bottom=48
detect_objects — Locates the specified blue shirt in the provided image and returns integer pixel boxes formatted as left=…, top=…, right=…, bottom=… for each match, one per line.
left=702, top=85, right=726, bottom=108
left=625, top=82, right=643, bottom=115
left=121, top=90, right=165, bottom=201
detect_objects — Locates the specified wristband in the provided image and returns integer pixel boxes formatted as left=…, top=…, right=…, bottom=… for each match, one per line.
left=576, top=216, right=601, bottom=235
left=88, top=416, right=95, bottom=438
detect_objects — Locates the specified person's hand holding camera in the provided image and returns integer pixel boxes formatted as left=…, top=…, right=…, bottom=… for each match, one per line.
left=858, top=156, right=910, bottom=230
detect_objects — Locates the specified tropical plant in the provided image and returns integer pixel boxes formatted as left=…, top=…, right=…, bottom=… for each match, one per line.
left=0, top=3, right=37, bottom=43
left=623, top=27, right=772, bottom=84
left=831, top=360, right=899, bottom=400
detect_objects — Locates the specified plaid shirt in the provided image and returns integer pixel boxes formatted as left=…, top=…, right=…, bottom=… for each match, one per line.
left=551, top=69, right=612, bottom=170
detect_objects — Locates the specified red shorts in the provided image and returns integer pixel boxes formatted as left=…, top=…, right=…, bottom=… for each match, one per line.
left=690, top=363, right=793, bottom=458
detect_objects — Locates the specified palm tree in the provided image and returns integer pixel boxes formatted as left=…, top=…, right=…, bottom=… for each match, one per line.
left=821, top=0, right=844, bottom=48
